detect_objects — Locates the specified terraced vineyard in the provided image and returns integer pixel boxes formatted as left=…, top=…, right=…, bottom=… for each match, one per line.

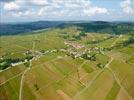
left=0, top=27, right=134, bottom=100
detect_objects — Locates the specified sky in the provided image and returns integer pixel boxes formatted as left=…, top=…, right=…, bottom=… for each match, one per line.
left=0, top=0, right=134, bottom=22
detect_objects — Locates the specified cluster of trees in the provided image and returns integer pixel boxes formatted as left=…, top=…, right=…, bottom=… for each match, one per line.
left=0, top=58, right=23, bottom=70
left=34, top=84, right=39, bottom=91
left=75, top=21, right=134, bottom=35
left=0, top=55, right=33, bottom=70
left=97, top=63, right=104, bottom=68
left=110, top=35, right=134, bottom=49
left=122, top=36, right=134, bottom=46
left=82, top=53, right=96, bottom=61
left=0, top=21, right=64, bottom=35
left=68, top=52, right=96, bottom=61
left=24, top=62, right=30, bottom=67
left=0, top=59, right=10, bottom=70
left=1, top=21, right=134, bottom=36
left=73, top=31, right=87, bottom=40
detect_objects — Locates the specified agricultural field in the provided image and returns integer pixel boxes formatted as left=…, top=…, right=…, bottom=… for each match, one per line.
left=0, top=26, right=134, bottom=100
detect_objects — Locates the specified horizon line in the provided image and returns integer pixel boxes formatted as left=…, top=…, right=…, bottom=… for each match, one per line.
left=1, top=20, right=134, bottom=24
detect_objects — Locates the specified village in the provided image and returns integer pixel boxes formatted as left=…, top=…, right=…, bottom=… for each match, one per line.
left=0, top=39, right=107, bottom=72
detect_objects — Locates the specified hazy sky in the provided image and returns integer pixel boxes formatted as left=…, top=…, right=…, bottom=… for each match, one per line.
left=0, top=0, right=134, bottom=22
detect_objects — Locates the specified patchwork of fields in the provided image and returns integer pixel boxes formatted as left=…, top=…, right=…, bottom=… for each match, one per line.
left=0, top=27, right=134, bottom=100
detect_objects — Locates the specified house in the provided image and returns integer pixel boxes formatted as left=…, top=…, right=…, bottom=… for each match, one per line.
left=64, top=41, right=84, bottom=49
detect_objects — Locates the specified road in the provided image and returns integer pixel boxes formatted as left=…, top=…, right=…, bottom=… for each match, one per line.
left=18, top=56, right=65, bottom=100
left=1, top=34, right=132, bottom=99
left=0, top=72, right=23, bottom=86
left=106, top=66, right=133, bottom=100
left=0, top=57, right=58, bottom=86
left=104, top=34, right=133, bottom=100
left=19, top=68, right=30, bottom=100
left=73, top=57, right=114, bottom=100
left=73, top=35, right=124, bottom=99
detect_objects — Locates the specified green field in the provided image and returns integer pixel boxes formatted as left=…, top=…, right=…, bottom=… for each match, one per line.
left=0, top=27, right=134, bottom=100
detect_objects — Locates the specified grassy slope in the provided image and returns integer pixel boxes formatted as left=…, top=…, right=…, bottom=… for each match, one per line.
left=0, top=27, right=133, bottom=100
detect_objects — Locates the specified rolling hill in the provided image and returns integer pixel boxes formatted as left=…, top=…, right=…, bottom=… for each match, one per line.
left=0, top=21, right=134, bottom=35
left=0, top=23, right=134, bottom=100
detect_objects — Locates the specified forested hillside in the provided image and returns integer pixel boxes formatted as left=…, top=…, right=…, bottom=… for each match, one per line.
left=0, top=21, right=134, bottom=35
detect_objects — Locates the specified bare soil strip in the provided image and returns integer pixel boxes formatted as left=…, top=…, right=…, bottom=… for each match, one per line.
left=57, top=90, right=71, bottom=100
